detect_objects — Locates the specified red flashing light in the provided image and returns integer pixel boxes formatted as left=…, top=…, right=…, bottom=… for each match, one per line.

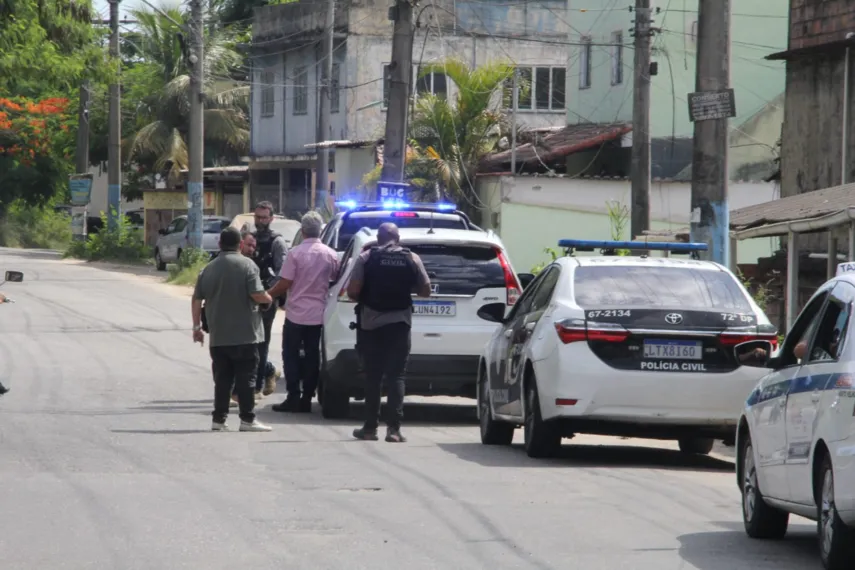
left=391, top=211, right=418, bottom=217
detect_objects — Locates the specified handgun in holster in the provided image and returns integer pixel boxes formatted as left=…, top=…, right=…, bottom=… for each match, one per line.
left=352, top=303, right=364, bottom=366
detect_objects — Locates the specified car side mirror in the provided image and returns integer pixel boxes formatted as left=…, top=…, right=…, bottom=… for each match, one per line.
left=158, top=228, right=167, bottom=235
left=477, top=302, right=506, bottom=323
left=518, top=273, right=535, bottom=289
left=3, top=271, right=23, bottom=284
left=734, top=340, right=774, bottom=368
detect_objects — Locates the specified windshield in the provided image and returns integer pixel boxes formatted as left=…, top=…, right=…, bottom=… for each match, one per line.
left=407, top=244, right=505, bottom=295
left=574, top=265, right=753, bottom=312
left=337, top=216, right=466, bottom=251
left=203, top=219, right=231, bottom=234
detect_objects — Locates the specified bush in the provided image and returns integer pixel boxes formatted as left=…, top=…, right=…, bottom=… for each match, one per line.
left=167, top=247, right=210, bottom=285
left=64, top=210, right=150, bottom=262
left=0, top=200, right=72, bottom=249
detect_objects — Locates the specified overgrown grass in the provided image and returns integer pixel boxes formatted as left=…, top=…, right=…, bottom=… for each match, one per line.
left=167, top=247, right=210, bottom=285
left=0, top=200, right=72, bottom=250
left=64, top=210, right=150, bottom=262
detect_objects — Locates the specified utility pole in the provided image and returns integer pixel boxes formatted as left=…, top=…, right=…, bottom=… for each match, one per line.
left=107, top=0, right=122, bottom=230
left=630, top=0, right=652, bottom=240
left=690, top=0, right=731, bottom=265
left=315, top=0, right=335, bottom=209
left=511, top=70, right=518, bottom=174
left=72, top=83, right=90, bottom=241
left=380, top=0, right=416, bottom=182
left=187, top=0, right=205, bottom=249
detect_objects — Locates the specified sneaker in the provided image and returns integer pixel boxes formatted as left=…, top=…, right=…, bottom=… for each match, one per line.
left=385, top=428, right=407, bottom=443
left=211, top=421, right=228, bottom=432
left=352, top=427, right=379, bottom=441
left=254, top=391, right=263, bottom=402
left=240, top=420, right=272, bottom=432
left=230, top=394, right=239, bottom=408
left=263, top=368, right=280, bottom=396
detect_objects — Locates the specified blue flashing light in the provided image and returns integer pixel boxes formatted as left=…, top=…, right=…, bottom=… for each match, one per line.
left=335, top=199, right=458, bottom=212
left=335, top=200, right=358, bottom=210
left=435, top=202, right=457, bottom=211
left=557, top=239, right=709, bottom=253
left=380, top=199, right=410, bottom=209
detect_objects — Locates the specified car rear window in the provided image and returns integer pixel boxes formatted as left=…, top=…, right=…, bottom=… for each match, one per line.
left=203, top=219, right=231, bottom=233
left=407, top=244, right=505, bottom=295
left=337, top=214, right=466, bottom=251
left=574, top=265, right=752, bottom=312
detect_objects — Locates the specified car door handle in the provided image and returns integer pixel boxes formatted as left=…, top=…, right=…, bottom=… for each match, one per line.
left=504, top=329, right=513, bottom=338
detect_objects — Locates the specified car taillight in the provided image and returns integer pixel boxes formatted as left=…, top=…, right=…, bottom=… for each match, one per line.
left=495, top=249, right=521, bottom=305
left=719, top=332, right=778, bottom=349
left=554, top=318, right=629, bottom=344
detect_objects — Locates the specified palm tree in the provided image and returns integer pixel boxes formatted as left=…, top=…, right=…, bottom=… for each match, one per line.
left=126, top=6, right=249, bottom=183
left=409, top=58, right=517, bottom=215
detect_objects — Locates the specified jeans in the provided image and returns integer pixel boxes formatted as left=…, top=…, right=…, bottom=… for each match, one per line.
left=211, top=344, right=259, bottom=424
left=282, top=319, right=322, bottom=400
left=361, top=322, right=411, bottom=431
left=255, top=306, right=277, bottom=391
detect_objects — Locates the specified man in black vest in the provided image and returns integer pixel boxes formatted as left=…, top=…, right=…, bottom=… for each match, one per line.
left=346, top=223, right=431, bottom=443
left=250, top=201, right=288, bottom=398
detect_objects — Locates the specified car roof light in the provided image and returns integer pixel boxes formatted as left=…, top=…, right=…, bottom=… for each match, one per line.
left=558, top=239, right=709, bottom=258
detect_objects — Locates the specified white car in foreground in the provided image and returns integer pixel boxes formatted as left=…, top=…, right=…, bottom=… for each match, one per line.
left=477, top=239, right=778, bottom=458
left=318, top=226, right=530, bottom=419
left=737, top=272, right=855, bottom=569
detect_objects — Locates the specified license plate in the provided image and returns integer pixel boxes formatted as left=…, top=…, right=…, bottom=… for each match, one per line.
left=643, top=340, right=702, bottom=360
left=413, top=301, right=456, bottom=316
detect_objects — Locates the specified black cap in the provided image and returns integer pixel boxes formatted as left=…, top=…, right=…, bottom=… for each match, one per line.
left=220, top=226, right=241, bottom=251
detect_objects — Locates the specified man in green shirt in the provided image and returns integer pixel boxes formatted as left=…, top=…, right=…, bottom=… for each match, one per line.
left=192, top=226, right=274, bottom=432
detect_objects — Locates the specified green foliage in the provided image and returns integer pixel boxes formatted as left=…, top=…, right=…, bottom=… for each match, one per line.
left=65, top=210, right=150, bottom=262
left=737, top=268, right=773, bottom=313
left=167, top=247, right=210, bottom=285
left=0, top=200, right=71, bottom=249
left=531, top=247, right=560, bottom=275
left=605, top=200, right=631, bottom=256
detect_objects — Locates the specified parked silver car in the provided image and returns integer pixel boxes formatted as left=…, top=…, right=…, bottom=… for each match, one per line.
left=154, top=215, right=231, bottom=271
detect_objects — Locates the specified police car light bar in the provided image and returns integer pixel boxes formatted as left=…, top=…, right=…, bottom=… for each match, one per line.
left=557, top=239, right=709, bottom=253
left=334, top=200, right=458, bottom=211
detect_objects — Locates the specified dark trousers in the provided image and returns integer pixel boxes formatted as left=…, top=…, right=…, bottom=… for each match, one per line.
left=282, top=319, right=321, bottom=399
left=362, top=322, right=411, bottom=431
left=255, top=306, right=277, bottom=391
left=211, top=344, right=259, bottom=424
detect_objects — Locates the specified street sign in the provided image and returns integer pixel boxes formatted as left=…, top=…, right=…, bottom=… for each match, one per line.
left=377, top=181, right=411, bottom=201
left=688, top=88, right=736, bottom=122
left=69, top=174, right=94, bottom=206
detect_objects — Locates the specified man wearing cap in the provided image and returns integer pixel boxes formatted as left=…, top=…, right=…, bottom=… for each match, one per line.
left=267, top=211, right=338, bottom=413
left=192, top=226, right=274, bottom=432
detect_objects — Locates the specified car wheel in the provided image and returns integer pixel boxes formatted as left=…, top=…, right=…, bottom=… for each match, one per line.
left=818, top=454, right=855, bottom=569
left=742, top=438, right=789, bottom=539
left=154, top=249, right=166, bottom=271
left=320, top=379, right=350, bottom=419
left=479, top=368, right=514, bottom=446
left=678, top=437, right=715, bottom=455
left=523, top=377, right=561, bottom=458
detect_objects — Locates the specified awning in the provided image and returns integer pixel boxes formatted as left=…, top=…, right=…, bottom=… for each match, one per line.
left=729, top=182, right=855, bottom=239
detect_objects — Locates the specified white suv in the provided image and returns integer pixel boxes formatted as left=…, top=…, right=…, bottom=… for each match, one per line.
left=318, top=227, right=531, bottom=418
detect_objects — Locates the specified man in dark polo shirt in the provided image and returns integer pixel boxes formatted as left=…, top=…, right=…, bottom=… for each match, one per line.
left=192, top=226, right=274, bottom=432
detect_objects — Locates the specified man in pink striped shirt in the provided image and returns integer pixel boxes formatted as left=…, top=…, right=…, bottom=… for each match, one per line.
left=266, top=211, right=338, bottom=412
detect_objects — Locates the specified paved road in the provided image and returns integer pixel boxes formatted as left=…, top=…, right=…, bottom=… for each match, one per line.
left=0, top=248, right=822, bottom=569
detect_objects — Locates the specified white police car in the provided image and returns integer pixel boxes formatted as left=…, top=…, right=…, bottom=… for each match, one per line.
left=737, top=262, right=855, bottom=569
left=476, top=239, right=778, bottom=459
left=318, top=223, right=530, bottom=419
left=319, top=199, right=482, bottom=255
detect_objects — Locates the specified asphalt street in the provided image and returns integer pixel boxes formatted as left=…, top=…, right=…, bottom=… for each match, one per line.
left=0, top=248, right=823, bottom=570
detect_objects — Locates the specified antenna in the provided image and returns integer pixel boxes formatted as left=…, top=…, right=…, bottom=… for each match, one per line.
left=428, top=211, right=435, bottom=234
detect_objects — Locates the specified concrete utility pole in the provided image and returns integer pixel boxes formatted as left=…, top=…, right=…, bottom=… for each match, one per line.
left=73, top=83, right=90, bottom=241
left=107, top=0, right=122, bottom=229
left=187, top=0, right=205, bottom=249
left=511, top=69, right=518, bottom=174
left=315, top=0, right=335, bottom=209
left=380, top=0, right=416, bottom=182
left=690, top=0, right=731, bottom=265
left=630, top=0, right=652, bottom=240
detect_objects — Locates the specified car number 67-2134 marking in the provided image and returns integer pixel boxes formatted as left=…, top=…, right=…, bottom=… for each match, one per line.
left=720, top=313, right=754, bottom=323
left=587, top=309, right=631, bottom=318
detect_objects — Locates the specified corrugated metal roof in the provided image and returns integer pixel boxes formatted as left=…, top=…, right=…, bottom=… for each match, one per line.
left=479, top=123, right=632, bottom=172
left=730, top=183, right=855, bottom=230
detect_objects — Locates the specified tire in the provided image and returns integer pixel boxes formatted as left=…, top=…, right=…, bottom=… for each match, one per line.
left=523, top=378, right=561, bottom=458
left=320, top=379, right=350, bottom=419
left=679, top=437, right=715, bottom=455
left=154, top=249, right=166, bottom=271
left=818, top=454, right=855, bottom=569
left=741, top=438, right=789, bottom=539
left=479, top=368, right=514, bottom=446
